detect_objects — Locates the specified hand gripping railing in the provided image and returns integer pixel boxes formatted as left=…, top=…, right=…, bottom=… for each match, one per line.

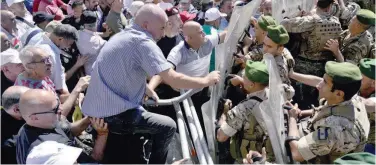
left=144, top=89, right=213, bottom=164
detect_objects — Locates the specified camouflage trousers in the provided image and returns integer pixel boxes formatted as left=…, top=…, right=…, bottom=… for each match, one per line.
left=292, top=57, right=326, bottom=109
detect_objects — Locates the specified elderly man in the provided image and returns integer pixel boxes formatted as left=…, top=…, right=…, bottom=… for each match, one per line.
left=82, top=4, right=220, bottom=164
left=203, top=8, right=227, bottom=72
left=6, top=0, right=34, bottom=35
left=26, top=24, right=79, bottom=95
left=15, top=46, right=90, bottom=118
left=77, top=11, right=107, bottom=75
left=16, top=89, right=108, bottom=164
left=0, top=10, right=19, bottom=48
left=1, top=86, right=29, bottom=164
left=157, top=7, right=183, bottom=58
left=1, top=32, right=11, bottom=52
left=1, top=48, right=24, bottom=95
left=325, top=9, right=375, bottom=64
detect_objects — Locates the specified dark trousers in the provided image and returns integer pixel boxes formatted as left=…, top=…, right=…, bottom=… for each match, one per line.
left=103, top=109, right=177, bottom=164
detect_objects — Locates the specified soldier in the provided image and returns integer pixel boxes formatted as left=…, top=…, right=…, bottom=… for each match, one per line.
left=287, top=61, right=370, bottom=164
left=358, top=58, right=375, bottom=154
left=217, top=60, right=274, bottom=163
left=325, top=9, right=375, bottom=64
left=281, top=0, right=342, bottom=108
left=263, top=25, right=295, bottom=100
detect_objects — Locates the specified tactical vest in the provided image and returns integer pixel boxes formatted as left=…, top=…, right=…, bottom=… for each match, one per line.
left=303, top=14, right=342, bottom=60
left=229, top=96, right=275, bottom=162
left=303, top=98, right=370, bottom=164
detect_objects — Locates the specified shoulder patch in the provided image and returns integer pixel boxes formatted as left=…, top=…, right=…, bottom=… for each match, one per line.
left=317, top=127, right=329, bottom=140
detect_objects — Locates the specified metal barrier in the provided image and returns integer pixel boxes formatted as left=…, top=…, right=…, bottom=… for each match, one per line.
left=144, top=89, right=213, bottom=164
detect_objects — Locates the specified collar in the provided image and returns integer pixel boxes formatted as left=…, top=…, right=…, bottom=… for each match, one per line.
left=183, top=40, right=200, bottom=52
left=247, top=88, right=267, bottom=100
left=131, top=24, right=155, bottom=42
left=347, top=30, right=367, bottom=40
left=42, top=33, right=61, bottom=53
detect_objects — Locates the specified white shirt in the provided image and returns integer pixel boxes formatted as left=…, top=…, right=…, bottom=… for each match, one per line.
left=158, top=2, right=173, bottom=10
left=77, top=29, right=106, bottom=75
left=27, top=32, right=68, bottom=91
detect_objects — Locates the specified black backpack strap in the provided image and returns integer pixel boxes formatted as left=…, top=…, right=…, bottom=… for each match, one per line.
left=15, top=16, right=34, bottom=28
left=248, top=96, right=263, bottom=103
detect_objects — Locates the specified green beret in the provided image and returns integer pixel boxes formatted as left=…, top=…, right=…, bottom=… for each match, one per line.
left=245, top=60, right=269, bottom=84
left=267, top=25, right=290, bottom=45
left=257, top=15, right=277, bottom=31
left=334, top=152, right=375, bottom=164
left=356, top=9, right=376, bottom=26
left=359, top=58, right=376, bottom=80
left=325, top=61, right=362, bottom=84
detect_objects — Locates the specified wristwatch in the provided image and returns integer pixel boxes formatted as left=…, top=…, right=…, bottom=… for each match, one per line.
left=285, top=136, right=300, bottom=143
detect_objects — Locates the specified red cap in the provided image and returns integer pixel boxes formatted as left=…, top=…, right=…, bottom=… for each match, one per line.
left=179, top=11, right=196, bottom=23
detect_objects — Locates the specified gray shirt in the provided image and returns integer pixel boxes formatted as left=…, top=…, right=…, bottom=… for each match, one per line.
left=82, top=24, right=172, bottom=118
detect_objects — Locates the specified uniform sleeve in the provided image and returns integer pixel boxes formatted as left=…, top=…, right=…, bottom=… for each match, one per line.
left=340, top=2, right=360, bottom=22
left=166, top=46, right=182, bottom=68
left=137, top=39, right=173, bottom=76
left=280, top=16, right=316, bottom=33
left=296, top=116, right=360, bottom=161
left=343, top=41, right=368, bottom=64
left=220, top=99, right=259, bottom=137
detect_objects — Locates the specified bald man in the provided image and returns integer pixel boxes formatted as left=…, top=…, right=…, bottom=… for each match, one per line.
left=0, top=10, right=17, bottom=42
left=149, top=21, right=226, bottom=136
left=16, top=89, right=108, bottom=164
left=82, top=4, right=220, bottom=164
left=1, top=86, right=29, bottom=164
left=1, top=32, right=11, bottom=52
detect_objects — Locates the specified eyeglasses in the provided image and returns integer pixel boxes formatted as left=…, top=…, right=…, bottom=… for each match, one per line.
left=29, top=99, right=60, bottom=117
left=28, top=57, right=52, bottom=65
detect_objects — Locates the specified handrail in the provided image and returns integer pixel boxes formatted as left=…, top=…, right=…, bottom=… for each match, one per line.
left=144, top=89, right=197, bottom=106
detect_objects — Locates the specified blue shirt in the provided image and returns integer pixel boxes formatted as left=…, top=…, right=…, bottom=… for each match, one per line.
left=219, top=17, right=228, bottom=31
left=81, top=24, right=172, bottom=118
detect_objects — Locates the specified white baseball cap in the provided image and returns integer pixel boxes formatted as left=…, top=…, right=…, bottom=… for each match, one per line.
left=204, top=7, right=227, bottom=22
left=26, top=141, right=83, bottom=165
left=1, top=48, right=21, bottom=66
left=129, top=1, right=145, bottom=17
left=6, top=0, right=24, bottom=7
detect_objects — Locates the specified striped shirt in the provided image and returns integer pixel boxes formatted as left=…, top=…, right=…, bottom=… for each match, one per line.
left=14, top=73, right=57, bottom=96
left=81, top=24, right=172, bottom=118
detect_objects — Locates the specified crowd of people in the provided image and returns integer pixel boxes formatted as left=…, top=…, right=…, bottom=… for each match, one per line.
left=0, top=0, right=375, bottom=164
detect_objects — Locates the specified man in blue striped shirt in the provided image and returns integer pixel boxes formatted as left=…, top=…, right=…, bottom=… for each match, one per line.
left=82, top=4, right=220, bottom=164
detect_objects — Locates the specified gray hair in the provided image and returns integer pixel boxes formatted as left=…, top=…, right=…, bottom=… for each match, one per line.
left=19, top=45, right=47, bottom=67
left=52, top=24, right=79, bottom=41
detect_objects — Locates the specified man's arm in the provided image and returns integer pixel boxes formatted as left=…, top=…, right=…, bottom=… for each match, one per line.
left=289, top=70, right=323, bottom=87
left=159, top=68, right=219, bottom=89
left=60, top=76, right=90, bottom=117
left=106, top=0, right=127, bottom=34
left=287, top=104, right=305, bottom=162
left=89, top=118, right=109, bottom=161
left=219, top=30, right=228, bottom=44
left=70, top=117, right=91, bottom=137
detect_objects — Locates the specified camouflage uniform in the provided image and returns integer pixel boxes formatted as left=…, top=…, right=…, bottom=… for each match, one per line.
left=366, top=93, right=375, bottom=148
left=247, top=43, right=264, bottom=62
left=298, top=96, right=370, bottom=163
left=221, top=90, right=275, bottom=163
left=339, top=30, right=375, bottom=64
left=281, top=11, right=342, bottom=108
left=347, top=0, right=375, bottom=11
left=273, top=48, right=295, bottom=101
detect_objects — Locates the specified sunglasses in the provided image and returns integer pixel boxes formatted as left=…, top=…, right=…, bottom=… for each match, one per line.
left=29, top=99, right=60, bottom=117
left=28, top=57, right=52, bottom=65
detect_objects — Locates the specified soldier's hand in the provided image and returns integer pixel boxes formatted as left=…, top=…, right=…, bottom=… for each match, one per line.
left=243, top=147, right=267, bottom=164
left=324, top=39, right=340, bottom=54
left=223, top=99, right=232, bottom=113
left=286, top=102, right=301, bottom=119
left=229, top=75, right=244, bottom=87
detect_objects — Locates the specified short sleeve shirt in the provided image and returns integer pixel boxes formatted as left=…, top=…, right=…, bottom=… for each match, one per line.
left=81, top=24, right=172, bottom=118
left=16, top=122, right=74, bottom=164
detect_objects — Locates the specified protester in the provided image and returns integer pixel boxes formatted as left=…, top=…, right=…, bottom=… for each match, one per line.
left=0, top=32, right=11, bottom=52
left=16, top=89, right=108, bottom=164
left=178, top=0, right=197, bottom=14
left=32, top=0, right=68, bottom=20
left=32, top=12, right=54, bottom=30
left=1, top=48, right=25, bottom=95
left=203, top=7, right=227, bottom=72
left=62, top=1, right=85, bottom=30
left=179, top=10, right=196, bottom=23
left=77, top=10, right=107, bottom=75
left=1, top=86, right=29, bottom=164
left=218, top=0, right=232, bottom=31
left=82, top=4, right=220, bottom=164
left=26, top=24, right=78, bottom=95
left=0, top=10, right=19, bottom=47
left=126, top=1, right=144, bottom=25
